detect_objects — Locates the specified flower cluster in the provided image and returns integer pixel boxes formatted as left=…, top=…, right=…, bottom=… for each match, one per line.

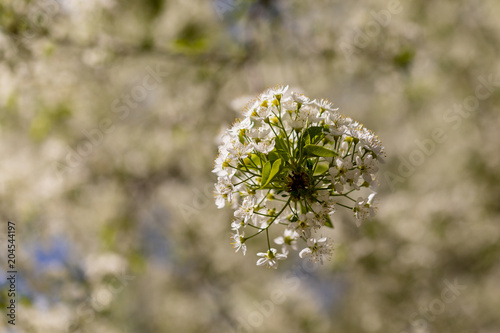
left=214, top=85, right=385, bottom=268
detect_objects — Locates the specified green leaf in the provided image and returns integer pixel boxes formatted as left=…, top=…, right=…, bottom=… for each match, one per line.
left=304, top=144, right=338, bottom=158
left=260, top=161, right=272, bottom=186
left=261, top=159, right=282, bottom=188
left=275, top=136, right=289, bottom=160
left=313, top=162, right=330, bottom=176
left=243, top=154, right=262, bottom=169
left=324, top=215, right=334, bottom=228
left=251, top=154, right=263, bottom=167
left=306, top=158, right=314, bottom=171
left=268, top=151, right=280, bottom=164
left=238, top=131, right=245, bottom=144
left=303, top=126, right=324, bottom=144
left=304, top=133, right=311, bottom=145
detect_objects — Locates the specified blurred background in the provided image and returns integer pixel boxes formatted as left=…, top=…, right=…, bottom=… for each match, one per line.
left=0, top=0, right=499, bottom=332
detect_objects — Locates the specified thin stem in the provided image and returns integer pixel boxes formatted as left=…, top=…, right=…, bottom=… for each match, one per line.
left=254, top=211, right=276, bottom=218
left=233, top=174, right=257, bottom=186
left=230, top=163, right=259, bottom=177
left=244, top=197, right=292, bottom=241
left=336, top=202, right=353, bottom=210
left=266, top=228, right=271, bottom=250
left=343, top=195, right=356, bottom=202
left=312, top=156, right=320, bottom=174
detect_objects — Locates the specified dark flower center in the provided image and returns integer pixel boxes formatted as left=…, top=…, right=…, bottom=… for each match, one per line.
left=287, top=171, right=314, bottom=200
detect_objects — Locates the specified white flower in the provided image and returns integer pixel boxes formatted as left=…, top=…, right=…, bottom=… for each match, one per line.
left=291, top=91, right=311, bottom=105
left=256, top=248, right=287, bottom=269
left=327, top=114, right=353, bottom=139
left=227, top=141, right=253, bottom=160
left=231, top=219, right=245, bottom=230
left=274, top=229, right=299, bottom=254
left=290, top=214, right=315, bottom=238
left=314, top=98, right=339, bottom=112
left=253, top=139, right=275, bottom=154
left=330, top=156, right=358, bottom=186
left=212, top=150, right=236, bottom=177
left=246, top=99, right=275, bottom=121
left=355, top=154, right=379, bottom=184
left=361, top=136, right=385, bottom=163
left=234, top=196, right=256, bottom=223
left=299, top=237, right=333, bottom=264
left=353, top=193, right=376, bottom=226
left=305, top=205, right=331, bottom=227
left=304, top=211, right=326, bottom=228
left=298, top=105, right=321, bottom=124
left=289, top=116, right=307, bottom=130
left=214, top=176, right=234, bottom=208
left=280, top=97, right=296, bottom=113
left=338, top=140, right=350, bottom=156
left=253, top=105, right=273, bottom=120
left=264, top=84, right=289, bottom=99
left=325, top=122, right=348, bottom=139
left=228, top=117, right=253, bottom=136
left=333, top=181, right=344, bottom=194
left=247, top=124, right=271, bottom=139
left=231, top=231, right=247, bottom=255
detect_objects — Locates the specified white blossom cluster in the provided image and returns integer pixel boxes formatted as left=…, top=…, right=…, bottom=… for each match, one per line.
left=213, top=85, right=385, bottom=268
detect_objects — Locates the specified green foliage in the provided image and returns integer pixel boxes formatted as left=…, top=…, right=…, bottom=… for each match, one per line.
left=29, top=103, right=72, bottom=142
left=260, top=159, right=282, bottom=188
left=393, top=48, right=416, bottom=69
left=324, top=215, right=334, bottom=228
left=274, top=136, right=290, bottom=161
left=260, top=160, right=272, bottom=186
left=172, top=22, right=209, bottom=54
left=303, top=126, right=324, bottom=145
left=313, top=161, right=329, bottom=176
left=303, top=144, right=338, bottom=158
